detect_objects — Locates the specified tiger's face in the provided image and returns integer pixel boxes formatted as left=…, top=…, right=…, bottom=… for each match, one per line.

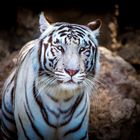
left=38, top=13, right=101, bottom=92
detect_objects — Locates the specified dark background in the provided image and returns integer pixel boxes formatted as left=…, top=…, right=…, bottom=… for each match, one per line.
left=0, top=0, right=139, bottom=32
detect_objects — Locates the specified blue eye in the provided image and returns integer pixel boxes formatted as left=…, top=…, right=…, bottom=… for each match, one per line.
left=57, top=46, right=64, bottom=53
left=79, top=47, right=86, bottom=53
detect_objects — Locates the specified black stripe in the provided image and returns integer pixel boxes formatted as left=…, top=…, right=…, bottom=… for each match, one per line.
left=60, top=93, right=84, bottom=126
left=48, top=30, right=55, bottom=38
left=24, top=78, right=43, bottom=139
left=3, top=75, right=15, bottom=115
left=75, top=95, right=87, bottom=118
left=48, top=36, right=52, bottom=43
left=48, top=57, right=57, bottom=64
left=18, top=115, right=30, bottom=140
left=60, top=33, right=67, bottom=37
left=38, top=40, right=43, bottom=74
left=73, top=26, right=87, bottom=34
left=41, top=105, right=57, bottom=128
left=75, top=30, right=85, bottom=37
left=58, top=30, right=68, bottom=34
left=59, top=94, right=83, bottom=115
left=1, top=121, right=17, bottom=139
left=1, top=109, right=14, bottom=123
left=64, top=93, right=84, bottom=119
left=3, top=97, right=13, bottom=115
left=11, top=86, right=14, bottom=108
left=24, top=104, right=44, bottom=139
left=93, top=45, right=97, bottom=75
left=1, top=124, right=16, bottom=140
left=57, top=25, right=66, bottom=31
left=88, top=42, right=97, bottom=72
left=38, top=41, right=53, bottom=76
left=46, top=105, right=59, bottom=118
left=4, top=72, right=15, bottom=93
left=73, top=24, right=88, bottom=30
left=43, top=44, right=48, bottom=68
left=79, top=131, right=88, bottom=140
left=64, top=96, right=73, bottom=102
left=25, top=81, right=34, bottom=120
left=47, top=94, right=58, bottom=102
left=33, top=81, right=57, bottom=129
left=64, top=107, right=88, bottom=137
left=54, top=23, right=63, bottom=27
left=64, top=37, right=67, bottom=44
left=53, top=58, right=59, bottom=69
left=1, top=130, right=12, bottom=140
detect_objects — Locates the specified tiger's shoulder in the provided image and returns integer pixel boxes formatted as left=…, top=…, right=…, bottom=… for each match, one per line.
left=17, top=39, right=38, bottom=65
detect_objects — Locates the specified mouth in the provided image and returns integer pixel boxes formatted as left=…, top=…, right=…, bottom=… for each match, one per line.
left=57, top=79, right=82, bottom=84
left=56, top=78, right=84, bottom=91
left=66, top=79, right=76, bottom=83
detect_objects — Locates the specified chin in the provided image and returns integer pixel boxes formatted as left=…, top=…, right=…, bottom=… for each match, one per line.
left=60, top=82, right=80, bottom=90
left=48, top=82, right=84, bottom=101
left=59, top=79, right=86, bottom=90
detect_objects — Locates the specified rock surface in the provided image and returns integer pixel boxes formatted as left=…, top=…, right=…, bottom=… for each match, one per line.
left=89, top=47, right=140, bottom=140
left=118, top=31, right=140, bottom=68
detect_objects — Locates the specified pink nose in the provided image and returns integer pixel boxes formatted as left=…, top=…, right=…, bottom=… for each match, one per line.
left=65, top=69, right=79, bottom=76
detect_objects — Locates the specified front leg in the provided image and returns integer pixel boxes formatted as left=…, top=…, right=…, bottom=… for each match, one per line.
left=1, top=78, right=17, bottom=140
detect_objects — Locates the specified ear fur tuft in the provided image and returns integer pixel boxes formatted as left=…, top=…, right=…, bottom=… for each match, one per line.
left=39, top=12, right=50, bottom=33
left=87, top=19, right=102, bottom=36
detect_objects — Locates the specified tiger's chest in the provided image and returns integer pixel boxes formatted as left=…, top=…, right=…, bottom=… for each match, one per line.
left=14, top=85, right=89, bottom=140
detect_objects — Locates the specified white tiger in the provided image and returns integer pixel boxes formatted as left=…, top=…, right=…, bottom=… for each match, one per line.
left=1, top=12, right=102, bottom=140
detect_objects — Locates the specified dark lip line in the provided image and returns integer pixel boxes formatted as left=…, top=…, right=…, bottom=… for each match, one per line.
left=57, top=79, right=76, bottom=84
left=67, top=79, right=75, bottom=83
left=57, top=79, right=83, bottom=85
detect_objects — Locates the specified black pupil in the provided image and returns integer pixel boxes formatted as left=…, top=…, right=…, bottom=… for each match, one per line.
left=58, top=46, right=64, bottom=52
left=80, top=47, right=85, bottom=52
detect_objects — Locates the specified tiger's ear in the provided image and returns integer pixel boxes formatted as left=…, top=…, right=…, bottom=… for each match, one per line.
left=39, top=12, right=51, bottom=33
left=87, top=19, right=102, bottom=36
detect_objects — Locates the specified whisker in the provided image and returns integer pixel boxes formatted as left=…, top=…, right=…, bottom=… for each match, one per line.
left=87, top=74, right=105, bottom=86
left=32, top=76, right=57, bottom=99
left=84, top=77, right=99, bottom=96
left=38, top=69, right=55, bottom=77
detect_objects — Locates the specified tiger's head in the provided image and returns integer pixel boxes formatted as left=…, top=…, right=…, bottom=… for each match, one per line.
left=37, top=12, right=101, bottom=96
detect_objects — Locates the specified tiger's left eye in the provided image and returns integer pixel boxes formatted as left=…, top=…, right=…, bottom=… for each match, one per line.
left=79, top=47, right=86, bottom=53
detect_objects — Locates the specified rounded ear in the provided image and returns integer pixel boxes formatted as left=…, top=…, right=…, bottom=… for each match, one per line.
left=39, top=12, right=51, bottom=33
left=87, top=19, right=102, bottom=31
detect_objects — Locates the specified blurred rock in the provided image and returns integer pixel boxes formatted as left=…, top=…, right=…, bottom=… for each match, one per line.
left=0, top=39, right=10, bottom=61
left=14, top=8, right=39, bottom=50
left=117, top=31, right=140, bottom=73
left=0, top=51, right=17, bottom=93
left=118, top=43, right=140, bottom=65
left=89, top=47, right=140, bottom=140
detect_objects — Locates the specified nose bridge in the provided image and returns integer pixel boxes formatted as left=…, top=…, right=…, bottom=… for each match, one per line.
left=65, top=46, right=79, bottom=69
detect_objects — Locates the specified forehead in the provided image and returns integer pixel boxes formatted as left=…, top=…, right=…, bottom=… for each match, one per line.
left=42, top=23, right=95, bottom=46
left=54, top=23, right=89, bottom=38
left=54, top=24, right=90, bottom=44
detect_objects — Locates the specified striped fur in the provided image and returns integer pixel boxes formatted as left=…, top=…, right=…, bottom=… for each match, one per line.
left=1, top=12, right=101, bottom=140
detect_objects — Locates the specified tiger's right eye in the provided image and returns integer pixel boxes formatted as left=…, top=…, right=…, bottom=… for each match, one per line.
left=57, top=46, right=64, bottom=53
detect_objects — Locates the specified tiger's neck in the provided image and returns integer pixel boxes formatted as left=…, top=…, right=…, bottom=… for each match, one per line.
left=46, top=86, right=85, bottom=101
left=38, top=87, right=88, bottom=119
